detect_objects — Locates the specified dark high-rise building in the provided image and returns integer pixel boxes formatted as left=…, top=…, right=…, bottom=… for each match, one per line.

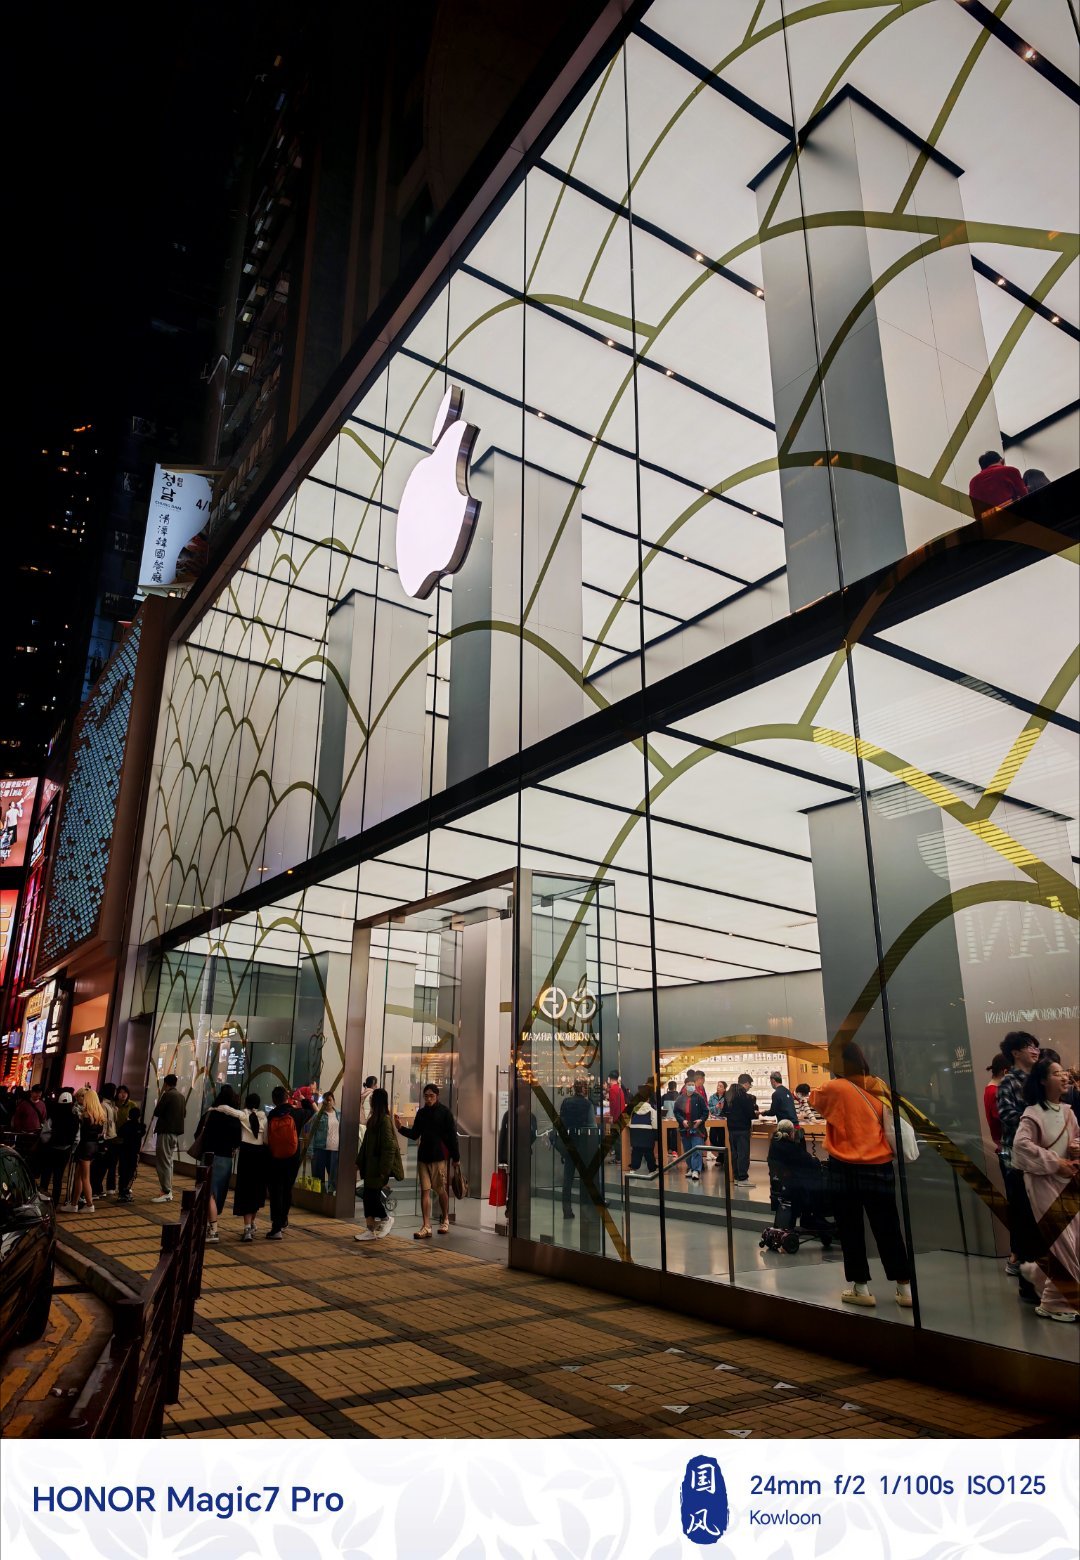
left=3, top=425, right=109, bottom=776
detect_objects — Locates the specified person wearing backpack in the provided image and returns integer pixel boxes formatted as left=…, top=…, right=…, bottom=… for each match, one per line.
left=264, top=1086, right=305, bottom=1240
left=810, top=1042, right=913, bottom=1312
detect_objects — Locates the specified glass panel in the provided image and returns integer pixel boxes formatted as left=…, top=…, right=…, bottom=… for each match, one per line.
left=848, top=529, right=1080, bottom=1361
left=516, top=872, right=625, bottom=1258
left=656, top=644, right=915, bottom=1320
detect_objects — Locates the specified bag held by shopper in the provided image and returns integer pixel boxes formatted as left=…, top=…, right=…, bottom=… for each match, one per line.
left=488, top=1168, right=507, bottom=1207
left=187, top=1113, right=208, bottom=1162
left=451, top=1162, right=468, bottom=1201
left=851, top=1081, right=919, bottom=1164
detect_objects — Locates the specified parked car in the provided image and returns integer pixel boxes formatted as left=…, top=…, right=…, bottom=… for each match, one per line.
left=0, top=1143, right=56, bottom=1355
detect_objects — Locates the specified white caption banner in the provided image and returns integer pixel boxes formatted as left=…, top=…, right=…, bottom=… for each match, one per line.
left=3, top=1438, right=1077, bottom=1559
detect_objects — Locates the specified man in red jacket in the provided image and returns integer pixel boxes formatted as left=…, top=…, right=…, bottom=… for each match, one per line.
left=968, top=451, right=1027, bottom=515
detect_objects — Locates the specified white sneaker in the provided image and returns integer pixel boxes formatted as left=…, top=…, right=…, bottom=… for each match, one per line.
left=152, top=1193, right=173, bottom=1203
left=59, top=1203, right=79, bottom=1213
left=1036, top=1306, right=1078, bottom=1323
left=206, top=1227, right=219, bottom=1243
left=354, top=1229, right=376, bottom=1242
left=374, top=1216, right=395, bottom=1239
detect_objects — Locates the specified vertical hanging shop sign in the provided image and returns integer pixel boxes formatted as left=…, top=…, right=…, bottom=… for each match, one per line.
left=137, top=465, right=214, bottom=594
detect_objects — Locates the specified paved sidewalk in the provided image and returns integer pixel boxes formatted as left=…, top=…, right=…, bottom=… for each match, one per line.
left=1, top=1272, right=113, bottom=1438
left=51, top=1184, right=1062, bottom=1441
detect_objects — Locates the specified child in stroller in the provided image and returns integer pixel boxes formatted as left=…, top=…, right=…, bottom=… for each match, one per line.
left=761, top=1120, right=837, bottom=1253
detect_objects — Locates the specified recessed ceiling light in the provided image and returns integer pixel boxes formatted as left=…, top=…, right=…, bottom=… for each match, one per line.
left=693, top=252, right=703, bottom=263
left=665, top=368, right=674, bottom=377
left=536, top=410, right=545, bottom=418
left=605, top=338, right=615, bottom=347
left=1024, top=48, right=1036, bottom=61
left=1051, top=314, right=1060, bottom=324
left=996, top=277, right=1006, bottom=286
left=755, top=288, right=764, bottom=298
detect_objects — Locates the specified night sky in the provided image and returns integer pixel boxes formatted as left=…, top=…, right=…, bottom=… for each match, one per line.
left=18, top=6, right=253, bottom=447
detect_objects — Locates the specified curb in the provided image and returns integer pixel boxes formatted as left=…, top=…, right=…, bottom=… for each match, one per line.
left=57, top=1237, right=140, bottom=1308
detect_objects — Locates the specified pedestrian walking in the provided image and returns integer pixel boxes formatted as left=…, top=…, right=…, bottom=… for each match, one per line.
left=395, top=1082, right=461, bottom=1239
left=151, top=1073, right=187, bottom=1203
left=196, top=1087, right=245, bottom=1243
left=222, top=1092, right=268, bottom=1240
left=264, top=1086, right=306, bottom=1240
left=354, top=1089, right=403, bottom=1241
left=1012, top=1059, right=1080, bottom=1322
left=997, top=1031, right=1045, bottom=1305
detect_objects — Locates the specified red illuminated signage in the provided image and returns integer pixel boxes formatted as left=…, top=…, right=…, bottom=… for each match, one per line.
left=0, top=890, right=17, bottom=984
left=0, top=778, right=39, bottom=869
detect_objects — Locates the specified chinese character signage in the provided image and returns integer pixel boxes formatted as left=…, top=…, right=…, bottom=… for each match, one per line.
left=137, top=464, right=213, bottom=594
left=0, top=777, right=39, bottom=869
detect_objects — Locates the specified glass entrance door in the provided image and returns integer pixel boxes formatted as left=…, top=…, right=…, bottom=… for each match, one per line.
left=359, top=878, right=514, bottom=1236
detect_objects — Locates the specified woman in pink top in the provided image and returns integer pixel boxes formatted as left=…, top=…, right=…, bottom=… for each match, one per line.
left=811, top=1043, right=913, bottom=1312
left=1012, top=1059, right=1079, bottom=1323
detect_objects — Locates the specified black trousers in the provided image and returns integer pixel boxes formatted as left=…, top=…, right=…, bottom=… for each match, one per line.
left=118, top=1147, right=140, bottom=1195
left=629, top=1138, right=656, bottom=1172
left=1003, top=1165, right=1043, bottom=1262
left=728, top=1128, right=751, bottom=1180
left=46, top=1147, right=75, bottom=1206
left=361, top=1185, right=389, bottom=1221
left=827, top=1157, right=911, bottom=1284
left=91, top=1140, right=120, bottom=1196
left=266, top=1155, right=300, bottom=1231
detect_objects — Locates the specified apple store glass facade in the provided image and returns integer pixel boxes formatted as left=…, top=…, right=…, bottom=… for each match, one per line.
left=132, top=1, right=1079, bottom=1376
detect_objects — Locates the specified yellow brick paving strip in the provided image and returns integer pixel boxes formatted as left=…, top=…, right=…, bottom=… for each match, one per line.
left=47, top=1186, right=1056, bottom=1441
left=1, top=1281, right=113, bottom=1438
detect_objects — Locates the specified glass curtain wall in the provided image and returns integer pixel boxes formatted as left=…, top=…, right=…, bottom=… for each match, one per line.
left=134, top=0, right=1078, bottom=1370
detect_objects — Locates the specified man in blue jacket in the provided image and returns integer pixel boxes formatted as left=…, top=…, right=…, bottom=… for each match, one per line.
left=674, top=1070, right=709, bottom=1181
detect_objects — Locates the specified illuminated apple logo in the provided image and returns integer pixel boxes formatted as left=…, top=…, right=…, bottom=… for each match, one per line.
left=395, top=384, right=481, bottom=599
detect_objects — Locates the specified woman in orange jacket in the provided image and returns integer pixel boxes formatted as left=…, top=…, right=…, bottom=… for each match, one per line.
left=811, top=1043, right=913, bottom=1312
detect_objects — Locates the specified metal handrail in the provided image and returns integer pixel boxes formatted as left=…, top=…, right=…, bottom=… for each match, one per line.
left=618, top=1143, right=736, bottom=1281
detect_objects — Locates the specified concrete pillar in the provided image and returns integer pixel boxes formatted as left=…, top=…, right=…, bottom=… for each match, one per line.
left=447, top=450, right=585, bottom=786
left=315, top=585, right=429, bottom=852
left=753, top=90, right=999, bottom=609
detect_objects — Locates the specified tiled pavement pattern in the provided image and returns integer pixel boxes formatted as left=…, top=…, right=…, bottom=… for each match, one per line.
left=51, top=1185, right=1063, bottom=1441
left=1, top=1273, right=113, bottom=1437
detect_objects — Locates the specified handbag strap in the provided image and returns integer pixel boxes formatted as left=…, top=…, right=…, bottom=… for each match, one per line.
left=845, top=1079, right=889, bottom=1131
left=1036, top=1108, right=1069, bottom=1159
